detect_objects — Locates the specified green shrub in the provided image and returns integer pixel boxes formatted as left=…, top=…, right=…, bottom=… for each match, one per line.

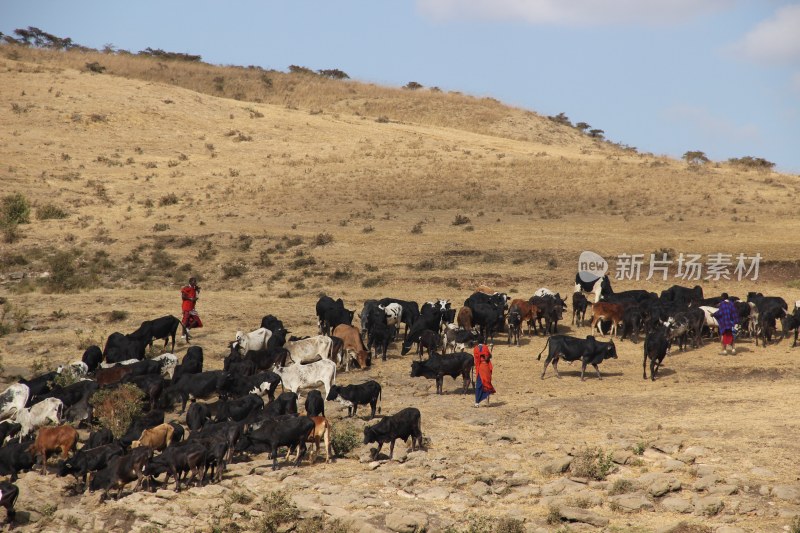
left=257, top=491, right=300, bottom=533
left=495, top=518, right=525, bottom=533
left=91, top=384, right=144, bottom=438
left=45, top=250, right=86, bottom=292
left=571, top=447, right=615, bottom=480
left=109, top=310, right=128, bottom=322
left=330, top=422, right=360, bottom=457
left=608, top=478, right=635, bottom=495
left=1, top=193, right=31, bottom=225
left=222, top=264, right=247, bottom=279
left=36, top=203, right=69, bottom=220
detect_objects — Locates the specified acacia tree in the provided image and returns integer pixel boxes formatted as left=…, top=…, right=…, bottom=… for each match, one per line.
left=683, top=150, right=710, bottom=166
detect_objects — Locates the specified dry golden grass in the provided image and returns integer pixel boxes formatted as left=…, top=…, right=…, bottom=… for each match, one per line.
left=1, top=45, right=800, bottom=531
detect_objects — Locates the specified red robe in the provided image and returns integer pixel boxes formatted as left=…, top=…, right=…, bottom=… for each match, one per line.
left=478, top=359, right=495, bottom=394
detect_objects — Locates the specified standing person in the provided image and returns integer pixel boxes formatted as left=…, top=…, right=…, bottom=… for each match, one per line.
left=180, top=277, right=202, bottom=341
left=713, top=293, right=738, bottom=355
left=473, top=343, right=496, bottom=407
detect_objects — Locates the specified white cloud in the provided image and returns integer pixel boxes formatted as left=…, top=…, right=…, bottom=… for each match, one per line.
left=416, top=0, right=736, bottom=26
left=734, top=4, right=800, bottom=65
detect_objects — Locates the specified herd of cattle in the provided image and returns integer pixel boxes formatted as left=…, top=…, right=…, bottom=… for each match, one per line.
left=0, top=277, right=797, bottom=523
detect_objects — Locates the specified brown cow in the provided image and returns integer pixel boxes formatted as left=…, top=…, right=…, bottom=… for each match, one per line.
left=95, top=366, right=132, bottom=387
left=331, top=325, right=369, bottom=370
left=286, top=415, right=332, bottom=464
left=456, top=307, right=473, bottom=330
left=30, top=425, right=78, bottom=475
left=131, top=423, right=174, bottom=451
left=590, top=302, right=625, bottom=337
left=509, top=299, right=539, bottom=335
left=476, top=285, right=495, bottom=294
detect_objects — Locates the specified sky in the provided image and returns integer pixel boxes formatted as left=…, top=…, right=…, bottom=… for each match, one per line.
left=3, top=1, right=800, bottom=173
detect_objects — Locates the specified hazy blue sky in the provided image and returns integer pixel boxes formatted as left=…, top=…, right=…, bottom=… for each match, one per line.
left=3, top=1, right=799, bottom=172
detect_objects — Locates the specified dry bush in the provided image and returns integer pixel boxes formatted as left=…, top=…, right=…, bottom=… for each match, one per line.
left=222, top=264, right=247, bottom=279
left=159, top=193, right=179, bottom=206
left=1, top=193, right=31, bottom=225
left=36, top=203, right=69, bottom=220
left=91, top=383, right=144, bottom=438
left=44, top=250, right=87, bottom=292
left=571, top=447, right=615, bottom=480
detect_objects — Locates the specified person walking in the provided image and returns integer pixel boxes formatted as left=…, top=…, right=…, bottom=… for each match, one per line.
left=473, top=343, right=495, bottom=407
left=713, top=293, right=738, bottom=355
left=180, top=277, right=202, bottom=341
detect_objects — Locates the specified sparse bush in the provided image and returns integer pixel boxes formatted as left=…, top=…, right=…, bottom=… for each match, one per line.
left=85, top=61, right=105, bottom=73
left=452, top=214, right=471, bottom=226
left=1, top=193, right=31, bottom=225
left=608, top=478, right=635, bottom=495
left=728, top=156, right=775, bottom=171
left=495, top=518, right=525, bottom=533
left=291, top=256, right=316, bottom=269
left=546, top=505, right=563, bottom=525
left=197, top=241, right=218, bottom=262
left=153, top=223, right=169, bottom=232
left=237, top=234, right=253, bottom=251
left=151, top=249, right=176, bottom=269
left=403, top=81, right=423, bottom=90
left=52, top=366, right=82, bottom=388
left=410, top=222, right=424, bottom=234
left=109, top=310, right=128, bottom=322
left=317, top=68, right=349, bottom=80
left=331, top=421, right=360, bottom=456
left=36, top=203, right=69, bottom=220
left=362, top=225, right=374, bottom=233
left=588, top=128, right=605, bottom=139
left=416, top=259, right=436, bottom=270
left=571, top=447, right=615, bottom=480
left=361, top=277, right=384, bottom=288
left=683, top=150, right=710, bottom=166
left=159, top=193, right=179, bottom=206
left=257, top=491, right=301, bottom=533
left=222, top=264, right=247, bottom=279
left=375, top=115, right=389, bottom=123
left=330, top=267, right=352, bottom=281
left=258, top=251, right=274, bottom=267
left=91, top=384, right=144, bottom=438
left=45, top=250, right=86, bottom=292
left=313, top=232, right=334, bottom=246
left=288, top=65, right=315, bottom=75
left=633, top=441, right=647, bottom=455
left=548, top=112, right=572, bottom=127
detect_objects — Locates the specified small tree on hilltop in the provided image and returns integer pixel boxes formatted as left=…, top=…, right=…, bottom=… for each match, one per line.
left=588, top=129, right=605, bottom=139
left=683, top=150, right=710, bottom=166
left=575, top=122, right=591, bottom=132
left=403, top=81, right=423, bottom=90
left=548, top=112, right=572, bottom=127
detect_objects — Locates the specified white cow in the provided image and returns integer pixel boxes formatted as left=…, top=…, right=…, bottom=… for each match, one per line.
left=0, top=384, right=30, bottom=422
left=234, top=327, right=272, bottom=355
left=534, top=287, right=556, bottom=298
left=99, top=358, right=140, bottom=369
left=152, top=353, right=178, bottom=377
left=441, top=324, right=478, bottom=354
left=273, top=359, right=337, bottom=399
left=379, top=303, right=403, bottom=329
left=284, top=335, right=333, bottom=365
left=699, top=306, right=720, bottom=338
left=56, top=361, right=89, bottom=378
left=14, top=397, right=63, bottom=438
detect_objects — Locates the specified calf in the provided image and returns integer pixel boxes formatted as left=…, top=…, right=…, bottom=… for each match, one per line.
left=367, top=308, right=393, bottom=362
left=58, top=442, right=124, bottom=489
left=0, top=481, right=18, bottom=523
left=537, top=335, right=618, bottom=381
left=507, top=309, right=521, bottom=346
left=171, top=346, right=204, bottom=384
left=326, top=381, right=382, bottom=419
left=131, top=423, right=175, bottom=451
left=30, top=425, right=78, bottom=475
left=781, top=310, right=800, bottom=347
left=186, top=400, right=211, bottom=431
left=238, top=416, right=315, bottom=470
left=571, top=292, right=590, bottom=327
left=441, top=324, right=478, bottom=354
left=456, top=306, right=473, bottom=330
left=119, top=410, right=165, bottom=448
left=14, top=397, right=63, bottom=438
left=0, top=438, right=35, bottom=481
left=590, top=302, right=624, bottom=337
left=89, top=447, right=153, bottom=501
left=272, top=359, right=337, bottom=399
left=410, top=353, right=473, bottom=394
left=509, top=299, right=538, bottom=335
left=363, top=407, right=423, bottom=460
left=620, top=306, right=644, bottom=343
left=304, top=390, right=324, bottom=417
left=81, top=345, right=103, bottom=373
left=643, top=326, right=670, bottom=381
left=331, top=325, right=369, bottom=370
left=415, top=329, right=440, bottom=360
left=144, top=441, right=206, bottom=492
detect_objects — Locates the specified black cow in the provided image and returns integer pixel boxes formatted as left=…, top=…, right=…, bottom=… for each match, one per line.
left=82, top=345, right=103, bottom=373
left=572, top=292, right=590, bottom=327
left=0, top=438, right=35, bottom=481
left=215, top=394, right=264, bottom=423
left=410, top=353, right=473, bottom=394
left=304, top=390, right=324, bottom=417
left=756, top=304, right=787, bottom=347
left=620, top=306, right=644, bottom=343
left=169, top=422, right=184, bottom=445
left=0, top=481, right=18, bottom=523
left=122, top=373, right=166, bottom=412
left=260, top=315, right=288, bottom=349
left=85, top=428, right=114, bottom=450
left=469, top=303, right=502, bottom=343
left=57, top=442, right=124, bottom=489
left=643, top=325, right=670, bottom=381
left=400, top=304, right=444, bottom=355
left=315, top=296, right=354, bottom=336
left=537, top=335, right=618, bottom=381
left=119, top=410, right=165, bottom=448
left=172, top=346, right=204, bottom=384
left=359, top=300, right=379, bottom=338
left=416, top=330, right=440, bottom=359
left=782, top=310, right=800, bottom=347
left=326, top=381, right=382, bottom=419
left=129, top=315, right=183, bottom=354
left=144, top=441, right=206, bottom=492
left=530, top=295, right=566, bottom=336
left=89, top=447, right=152, bottom=501
left=189, top=420, right=242, bottom=465
left=377, top=298, right=420, bottom=338
left=225, top=344, right=287, bottom=374
left=19, top=371, right=58, bottom=402
left=186, top=400, right=211, bottom=431
left=122, top=359, right=164, bottom=378
left=0, top=422, right=21, bottom=444
left=165, top=371, right=233, bottom=413
left=103, top=332, right=147, bottom=364
left=599, top=277, right=655, bottom=304
left=261, top=392, right=299, bottom=419
left=660, top=285, right=704, bottom=306
left=225, top=371, right=281, bottom=402
left=38, top=380, right=98, bottom=410
left=363, top=407, right=423, bottom=460
left=238, top=416, right=315, bottom=470
left=367, top=308, right=393, bottom=362
left=507, top=309, right=521, bottom=346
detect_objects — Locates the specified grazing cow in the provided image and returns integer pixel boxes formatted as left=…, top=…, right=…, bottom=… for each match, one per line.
left=260, top=392, right=299, bottom=420
left=598, top=277, right=655, bottom=304
left=96, top=365, right=133, bottom=387
left=537, top=335, right=618, bottom=381
left=215, top=394, right=264, bottom=423
left=326, top=381, right=382, bottom=419
left=260, top=314, right=286, bottom=338
left=186, top=400, right=211, bottom=431
left=530, top=294, right=567, bottom=335
left=363, top=407, right=423, bottom=460
left=0, top=384, right=30, bottom=422
left=660, top=285, right=704, bottom=306
left=284, top=335, right=334, bottom=366
left=331, top=325, right=370, bottom=370
left=414, top=329, right=440, bottom=359
left=82, top=345, right=103, bottom=373
left=781, top=310, right=800, bottom=347
left=119, top=410, right=165, bottom=447
left=664, top=309, right=704, bottom=351
left=379, top=303, right=404, bottom=334
left=294, top=416, right=332, bottom=464
left=698, top=306, right=720, bottom=338
left=468, top=303, right=502, bottom=343
left=239, top=416, right=315, bottom=470
left=643, top=325, right=670, bottom=381
left=316, top=296, right=355, bottom=336
left=237, top=371, right=281, bottom=401
left=0, top=438, right=35, bottom=481
left=131, top=423, right=175, bottom=451
left=165, top=371, right=233, bottom=413
left=571, top=293, right=590, bottom=327
left=620, top=306, right=644, bottom=343
left=509, top=299, right=538, bottom=335
left=573, top=274, right=607, bottom=303
left=456, top=306, right=473, bottom=330
left=0, top=481, right=19, bottom=523
left=18, top=371, right=57, bottom=401
left=756, top=305, right=787, bottom=348
left=233, top=327, right=272, bottom=356
left=122, top=373, right=166, bottom=412
left=304, top=390, right=324, bottom=417
left=410, top=353, right=473, bottom=395
left=272, top=359, right=337, bottom=399
left=0, top=422, right=21, bottom=444
left=359, top=300, right=379, bottom=338
left=151, top=353, right=179, bottom=377
left=129, top=315, right=183, bottom=354
left=367, top=308, right=393, bottom=362
left=89, top=447, right=152, bottom=501
left=143, top=441, right=207, bottom=492
left=58, top=442, right=124, bottom=489
left=103, top=332, right=147, bottom=364
left=56, top=361, right=89, bottom=379
left=400, top=303, right=445, bottom=355
left=441, top=324, right=478, bottom=354
left=377, top=298, right=420, bottom=338
left=14, top=397, right=63, bottom=438
left=507, top=309, right=522, bottom=346
left=590, top=302, right=625, bottom=337
left=30, top=425, right=78, bottom=475
left=85, top=428, right=114, bottom=450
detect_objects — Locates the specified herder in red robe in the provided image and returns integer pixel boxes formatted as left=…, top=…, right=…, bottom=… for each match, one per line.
left=180, top=277, right=202, bottom=341
left=473, top=343, right=495, bottom=407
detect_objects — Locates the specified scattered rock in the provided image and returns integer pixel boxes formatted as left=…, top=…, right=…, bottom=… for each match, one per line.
left=683, top=446, right=706, bottom=458
left=418, top=487, right=451, bottom=501
left=651, top=440, right=681, bottom=455
left=471, top=481, right=490, bottom=497
left=749, top=467, right=776, bottom=479
left=664, top=459, right=686, bottom=472
left=540, top=456, right=572, bottom=475
left=770, top=485, right=799, bottom=502
left=384, top=511, right=428, bottom=533
left=155, top=489, right=179, bottom=500
left=612, top=450, right=633, bottom=465
left=693, top=475, right=721, bottom=491
left=709, top=484, right=738, bottom=496
left=715, top=527, right=747, bottom=533
left=661, top=496, right=694, bottom=514
left=558, top=506, right=609, bottom=527
left=693, top=464, right=717, bottom=477
left=609, top=491, right=654, bottom=512
left=693, top=495, right=725, bottom=516
left=541, top=477, right=585, bottom=497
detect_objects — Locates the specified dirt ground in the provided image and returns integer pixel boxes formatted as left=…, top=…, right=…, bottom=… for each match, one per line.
left=1, top=49, right=800, bottom=532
